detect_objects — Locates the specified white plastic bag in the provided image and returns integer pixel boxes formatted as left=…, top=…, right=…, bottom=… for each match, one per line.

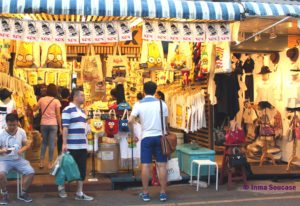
left=157, top=158, right=182, bottom=182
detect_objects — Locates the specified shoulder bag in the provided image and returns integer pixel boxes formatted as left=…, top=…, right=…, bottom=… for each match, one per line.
left=160, top=100, right=177, bottom=157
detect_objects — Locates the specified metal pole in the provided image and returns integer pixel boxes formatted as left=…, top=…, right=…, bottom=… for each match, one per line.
left=234, top=16, right=291, bottom=47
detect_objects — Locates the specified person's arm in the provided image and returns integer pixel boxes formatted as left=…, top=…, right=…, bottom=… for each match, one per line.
left=55, top=102, right=62, bottom=135
left=32, top=99, right=41, bottom=112
left=128, top=104, right=139, bottom=138
left=18, top=131, right=32, bottom=155
left=61, top=108, right=71, bottom=152
left=0, top=148, right=8, bottom=154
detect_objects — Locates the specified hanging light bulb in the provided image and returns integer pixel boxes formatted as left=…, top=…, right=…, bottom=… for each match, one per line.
left=254, top=34, right=261, bottom=42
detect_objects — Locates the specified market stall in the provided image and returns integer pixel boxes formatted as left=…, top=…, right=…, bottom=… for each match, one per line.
left=0, top=0, right=246, bottom=182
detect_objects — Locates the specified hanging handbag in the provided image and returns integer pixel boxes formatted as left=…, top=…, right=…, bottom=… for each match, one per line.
left=118, top=102, right=131, bottom=111
left=160, top=100, right=177, bottom=157
left=225, top=124, right=245, bottom=145
left=228, top=147, right=247, bottom=167
left=108, top=102, right=118, bottom=110
left=259, top=115, right=275, bottom=136
left=119, top=109, right=129, bottom=132
left=105, top=109, right=119, bottom=137
left=106, top=44, right=128, bottom=78
left=214, top=117, right=229, bottom=146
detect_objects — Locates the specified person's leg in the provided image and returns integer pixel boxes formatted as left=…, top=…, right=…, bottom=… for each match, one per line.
left=0, top=161, right=12, bottom=193
left=48, top=126, right=58, bottom=165
left=141, top=164, right=151, bottom=194
left=154, top=136, right=168, bottom=196
left=156, top=163, right=167, bottom=193
left=140, top=138, right=153, bottom=195
left=57, top=133, right=63, bottom=155
left=0, top=172, right=7, bottom=193
left=40, top=126, right=49, bottom=167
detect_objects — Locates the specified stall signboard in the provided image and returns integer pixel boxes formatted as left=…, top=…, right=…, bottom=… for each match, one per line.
left=142, top=21, right=231, bottom=42
left=0, top=18, right=133, bottom=44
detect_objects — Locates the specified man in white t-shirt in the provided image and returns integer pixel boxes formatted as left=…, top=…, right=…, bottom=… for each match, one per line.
left=129, top=81, right=169, bottom=202
left=0, top=113, right=34, bottom=204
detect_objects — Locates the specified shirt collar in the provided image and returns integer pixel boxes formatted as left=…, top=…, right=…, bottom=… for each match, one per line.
left=144, top=95, right=155, bottom=98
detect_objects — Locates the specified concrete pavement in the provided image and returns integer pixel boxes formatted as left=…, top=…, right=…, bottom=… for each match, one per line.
left=5, top=179, right=300, bottom=206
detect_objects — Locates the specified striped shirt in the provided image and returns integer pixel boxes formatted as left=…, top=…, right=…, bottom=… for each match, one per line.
left=62, top=103, right=87, bottom=150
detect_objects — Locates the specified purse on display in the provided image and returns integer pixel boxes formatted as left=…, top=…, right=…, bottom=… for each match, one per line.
left=259, top=115, right=275, bottom=136
left=119, top=109, right=129, bottom=132
left=159, top=100, right=177, bottom=156
left=118, top=102, right=131, bottom=111
left=228, top=147, right=247, bottom=167
left=105, top=109, right=119, bottom=137
left=109, top=102, right=118, bottom=110
left=225, top=124, right=245, bottom=145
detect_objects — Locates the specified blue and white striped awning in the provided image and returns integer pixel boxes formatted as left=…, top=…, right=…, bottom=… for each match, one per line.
left=242, top=1, right=300, bottom=17
left=0, top=0, right=244, bottom=21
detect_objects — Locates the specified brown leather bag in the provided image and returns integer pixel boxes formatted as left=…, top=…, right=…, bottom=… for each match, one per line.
left=160, top=100, right=177, bottom=157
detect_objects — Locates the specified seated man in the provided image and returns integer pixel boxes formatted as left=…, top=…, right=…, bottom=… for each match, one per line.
left=0, top=113, right=35, bottom=204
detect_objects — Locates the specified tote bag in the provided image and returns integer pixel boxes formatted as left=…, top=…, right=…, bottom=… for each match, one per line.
left=105, top=109, right=119, bottom=137
left=119, top=109, right=129, bottom=132
left=106, top=44, right=128, bottom=78
left=81, top=45, right=103, bottom=82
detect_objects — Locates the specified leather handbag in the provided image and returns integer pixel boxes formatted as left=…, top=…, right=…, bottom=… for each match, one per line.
left=159, top=100, right=177, bottom=157
left=119, top=109, right=129, bottom=132
left=228, top=147, right=247, bottom=167
left=260, top=119, right=275, bottom=137
left=225, top=124, right=245, bottom=145
left=105, top=109, right=119, bottom=137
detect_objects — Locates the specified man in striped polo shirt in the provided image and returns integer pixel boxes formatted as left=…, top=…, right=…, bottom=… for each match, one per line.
left=60, top=88, right=93, bottom=201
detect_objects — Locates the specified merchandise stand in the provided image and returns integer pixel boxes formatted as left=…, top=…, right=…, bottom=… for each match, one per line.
left=287, top=109, right=300, bottom=171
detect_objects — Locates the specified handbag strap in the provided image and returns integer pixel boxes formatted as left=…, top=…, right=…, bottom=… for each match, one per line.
left=109, top=109, right=117, bottom=119
left=42, top=98, right=55, bottom=116
left=121, top=109, right=128, bottom=120
left=159, top=99, right=165, bottom=136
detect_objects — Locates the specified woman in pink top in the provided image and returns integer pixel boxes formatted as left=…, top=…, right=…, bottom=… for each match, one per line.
left=34, top=84, right=61, bottom=169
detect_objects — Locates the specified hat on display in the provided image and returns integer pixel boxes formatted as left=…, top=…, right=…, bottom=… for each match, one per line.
left=0, top=88, right=13, bottom=101
left=258, top=66, right=272, bottom=75
left=287, top=98, right=300, bottom=109
left=286, top=47, right=299, bottom=62
left=270, top=52, right=280, bottom=64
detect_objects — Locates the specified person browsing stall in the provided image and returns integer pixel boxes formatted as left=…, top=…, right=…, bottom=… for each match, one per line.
left=128, top=81, right=169, bottom=202
left=59, top=88, right=93, bottom=201
left=0, top=113, right=35, bottom=204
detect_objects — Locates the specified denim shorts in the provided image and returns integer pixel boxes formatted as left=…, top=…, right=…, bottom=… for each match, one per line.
left=141, top=136, right=167, bottom=164
left=0, top=158, right=35, bottom=176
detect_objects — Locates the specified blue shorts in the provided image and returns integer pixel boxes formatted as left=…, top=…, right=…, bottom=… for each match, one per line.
left=0, top=158, right=35, bottom=176
left=141, top=136, right=167, bottom=164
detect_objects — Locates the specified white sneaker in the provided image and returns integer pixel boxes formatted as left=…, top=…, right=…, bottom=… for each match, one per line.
left=75, top=193, right=94, bottom=201
left=58, top=189, right=68, bottom=198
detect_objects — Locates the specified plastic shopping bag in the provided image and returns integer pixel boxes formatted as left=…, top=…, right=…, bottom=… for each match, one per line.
left=157, top=158, right=182, bottom=182
left=61, top=153, right=81, bottom=182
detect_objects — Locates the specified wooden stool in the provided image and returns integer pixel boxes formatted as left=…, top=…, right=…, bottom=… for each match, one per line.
left=220, top=144, right=247, bottom=190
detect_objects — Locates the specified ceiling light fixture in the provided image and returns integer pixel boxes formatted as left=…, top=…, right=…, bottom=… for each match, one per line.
left=254, top=34, right=261, bottom=42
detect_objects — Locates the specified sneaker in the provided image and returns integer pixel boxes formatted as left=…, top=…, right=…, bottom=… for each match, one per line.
left=75, top=193, right=94, bottom=201
left=159, top=193, right=168, bottom=202
left=139, top=193, right=150, bottom=202
left=0, top=193, right=8, bottom=205
left=18, top=192, right=32, bottom=203
left=58, top=188, right=68, bottom=198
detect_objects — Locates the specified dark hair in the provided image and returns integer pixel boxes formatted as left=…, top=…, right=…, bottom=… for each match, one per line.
left=158, top=23, right=164, bottom=27
left=120, top=23, right=126, bottom=27
left=71, top=88, right=83, bottom=100
left=208, top=25, right=214, bottom=30
left=110, top=89, right=118, bottom=99
left=137, top=92, right=144, bottom=101
left=115, top=84, right=125, bottom=104
left=61, top=88, right=70, bottom=99
left=42, top=24, right=48, bottom=28
left=28, top=23, right=34, bottom=27
left=68, top=25, right=75, bottom=30
left=82, top=25, right=88, bottom=29
left=6, top=113, right=19, bottom=123
left=56, top=25, right=62, bottom=29
left=196, top=25, right=201, bottom=29
left=233, top=53, right=241, bottom=60
left=156, top=91, right=165, bottom=101
left=183, top=25, right=189, bottom=29
left=107, top=24, right=113, bottom=29
left=144, top=81, right=157, bottom=96
left=95, top=25, right=101, bottom=29
left=46, top=84, right=58, bottom=97
left=15, top=22, right=21, bottom=26
left=220, top=24, right=226, bottom=29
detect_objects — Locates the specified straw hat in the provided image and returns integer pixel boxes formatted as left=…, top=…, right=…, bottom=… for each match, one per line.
left=270, top=52, right=280, bottom=64
left=286, top=47, right=299, bottom=62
